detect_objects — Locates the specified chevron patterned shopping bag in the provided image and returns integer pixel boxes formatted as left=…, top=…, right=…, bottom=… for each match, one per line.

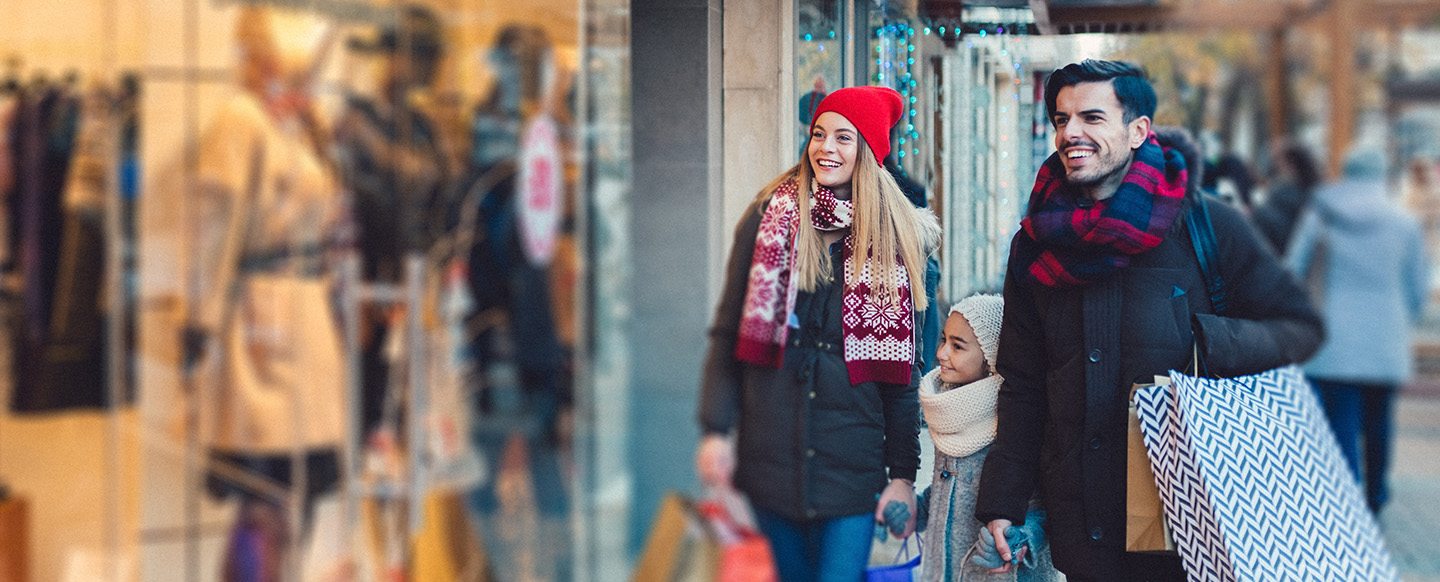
left=1132, top=365, right=1399, bottom=582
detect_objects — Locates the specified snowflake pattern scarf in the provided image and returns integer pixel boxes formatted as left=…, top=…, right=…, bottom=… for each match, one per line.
left=734, top=180, right=915, bottom=386
left=1015, top=132, right=1189, bottom=287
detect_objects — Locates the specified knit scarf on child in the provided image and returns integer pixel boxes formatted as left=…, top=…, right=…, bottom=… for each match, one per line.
left=1015, top=132, right=1189, bottom=288
left=734, top=179, right=914, bottom=386
left=918, top=368, right=1001, bottom=458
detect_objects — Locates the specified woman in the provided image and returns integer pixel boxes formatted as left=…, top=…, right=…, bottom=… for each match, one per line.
left=695, top=86, right=940, bottom=581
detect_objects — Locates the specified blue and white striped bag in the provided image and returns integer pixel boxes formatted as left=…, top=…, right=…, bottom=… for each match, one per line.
left=1133, top=365, right=1398, bottom=582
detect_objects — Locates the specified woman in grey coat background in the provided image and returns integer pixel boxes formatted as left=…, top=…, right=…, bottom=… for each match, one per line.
left=916, top=294, right=1061, bottom=582
left=1285, top=144, right=1432, bottom=513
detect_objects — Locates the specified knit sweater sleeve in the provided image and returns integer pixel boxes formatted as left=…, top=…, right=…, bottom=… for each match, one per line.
left=697, top=200, right=766, bottom=435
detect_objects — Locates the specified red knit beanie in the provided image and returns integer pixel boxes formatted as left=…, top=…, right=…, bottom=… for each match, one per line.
left=809, top=86, right=905, bottom=165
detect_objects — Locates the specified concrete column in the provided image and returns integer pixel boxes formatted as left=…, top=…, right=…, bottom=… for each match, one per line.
left=627, top=0, right=723, bottom=555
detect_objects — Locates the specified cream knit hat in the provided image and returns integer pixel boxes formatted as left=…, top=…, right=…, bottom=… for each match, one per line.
left=949, top=293, right=1003, bottom=368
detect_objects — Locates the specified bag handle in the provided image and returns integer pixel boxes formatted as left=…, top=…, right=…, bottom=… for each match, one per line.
left=889, top=531, right=922, bottom=564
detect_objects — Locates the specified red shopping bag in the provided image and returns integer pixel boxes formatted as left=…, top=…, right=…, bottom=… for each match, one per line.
left=695, top=495, right=778, bottom=582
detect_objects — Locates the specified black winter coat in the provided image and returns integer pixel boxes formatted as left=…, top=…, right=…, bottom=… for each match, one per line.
left=699, top=197, right=923, bottom=522
left=974, top=129, right=1325, bottom=579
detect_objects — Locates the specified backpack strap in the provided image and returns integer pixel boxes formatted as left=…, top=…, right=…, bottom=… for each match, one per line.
left=1186, top=195, right=1229, bottom=316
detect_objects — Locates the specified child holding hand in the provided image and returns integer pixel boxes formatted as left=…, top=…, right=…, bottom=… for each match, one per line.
left=914, top=294, right=1060, bottom=581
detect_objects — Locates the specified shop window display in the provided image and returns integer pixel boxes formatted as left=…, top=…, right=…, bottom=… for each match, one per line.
left=0, top=0, right=613, bottom=580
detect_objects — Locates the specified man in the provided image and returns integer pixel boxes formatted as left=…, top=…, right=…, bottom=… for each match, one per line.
left=973, top=60, right=1324, bottom=581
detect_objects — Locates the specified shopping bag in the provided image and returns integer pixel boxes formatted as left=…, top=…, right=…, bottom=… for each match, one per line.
left=411, top=490, right=494, bottom=582
left=695, top=493, right=778, bottom=582
left=1133, top=366, right=1399, bottom=582
left=1127, top=375, right=1175, bottom=553
left=632, top=493, right=719, bottom=582
left=865, top=533, right=921, bottom=582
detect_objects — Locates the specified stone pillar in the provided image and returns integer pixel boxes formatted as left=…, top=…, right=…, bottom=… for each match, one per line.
left=627, top=0, right=723, bottom=556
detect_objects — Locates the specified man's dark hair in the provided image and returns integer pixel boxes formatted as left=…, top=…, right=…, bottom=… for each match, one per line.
left=1043, top=59, right=1156, bottom=125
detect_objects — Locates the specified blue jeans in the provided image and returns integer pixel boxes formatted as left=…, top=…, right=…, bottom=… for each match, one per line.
left=753, top=507, right=874, bottom=582
left=1311, top=378, right=1396, bottom=511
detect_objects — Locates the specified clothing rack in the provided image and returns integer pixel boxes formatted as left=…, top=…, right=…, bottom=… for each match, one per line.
left=337, top=251, right=430, bottom=582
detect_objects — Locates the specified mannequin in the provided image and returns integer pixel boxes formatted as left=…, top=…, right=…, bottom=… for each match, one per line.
left=183, top=7, right=345, bottom=581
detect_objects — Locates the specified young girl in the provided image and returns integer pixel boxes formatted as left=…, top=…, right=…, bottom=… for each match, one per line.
left=695, top=85, right=940, bottom=581
left=917, top=294, right=1060, bottom=581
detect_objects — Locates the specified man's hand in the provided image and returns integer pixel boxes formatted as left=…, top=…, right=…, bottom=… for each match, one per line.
left=973, top=518, right=1031, bottom=573
left=695, top=434, right=735, bottom=488
left=874, top=479, right=917, bottom=538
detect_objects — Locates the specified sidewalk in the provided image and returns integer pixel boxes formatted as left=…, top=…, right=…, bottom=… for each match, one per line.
left=1382, top=386, right=1440, bottom=582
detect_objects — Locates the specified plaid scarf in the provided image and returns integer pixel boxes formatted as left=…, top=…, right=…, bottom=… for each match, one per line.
left=1015, top=133, right=1188, bottom=287
left=735, top=180, right=914, bottom=386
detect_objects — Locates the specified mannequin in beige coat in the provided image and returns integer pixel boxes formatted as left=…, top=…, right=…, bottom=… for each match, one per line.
left=183, top=8, right=345, bottom=581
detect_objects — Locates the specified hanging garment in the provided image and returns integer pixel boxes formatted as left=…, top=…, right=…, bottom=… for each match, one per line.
left=11, top=85, right=95, bottom=413
left=37, top=87, right=117, bottom=409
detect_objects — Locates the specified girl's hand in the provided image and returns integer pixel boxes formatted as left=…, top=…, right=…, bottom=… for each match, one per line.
left=695, top=434, right=735, bottom=488
left=874, top=478, right=917, bottom=538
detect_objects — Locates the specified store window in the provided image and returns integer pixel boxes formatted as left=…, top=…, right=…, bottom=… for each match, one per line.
left=0, top=0, right=626, bottom=580
left=795, top=0, right=848, bottom=160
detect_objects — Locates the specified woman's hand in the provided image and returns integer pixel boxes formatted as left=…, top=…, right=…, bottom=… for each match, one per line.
left=874, top=478, right=917, bottom=538
left=695, top=434, right=735, bottom=488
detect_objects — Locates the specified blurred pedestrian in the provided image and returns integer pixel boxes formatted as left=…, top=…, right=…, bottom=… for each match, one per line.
left=695, top=86, right=941, bottom=581
left=1204, top=152, right=1258, bottom=212
left=1252, top=141, right=1322, bottom=255
left=974, top=60, right=1324, bottom=582
left=1285, top=144, right=1430, bottom=513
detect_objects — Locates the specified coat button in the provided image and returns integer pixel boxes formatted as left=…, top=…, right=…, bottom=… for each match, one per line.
left=940, top=470, right=951, bottom=479
left=807, top=508, right=817, bottom=518
left=1088, top=348, right=1102, bottom=363
left=1089, top=437, right=1101, bottom=450
left=809, top=391, right=817, bottom=399
left=806, top=448, right=816, bottom=458
left=1091, top=526, right=1104, bottom=540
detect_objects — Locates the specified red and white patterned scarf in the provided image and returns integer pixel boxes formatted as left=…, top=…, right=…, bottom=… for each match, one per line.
left=734, top=180, right=914, bottom=386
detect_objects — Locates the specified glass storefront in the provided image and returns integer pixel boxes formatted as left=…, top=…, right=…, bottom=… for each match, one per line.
left=0, top=0, right=628, bottom=580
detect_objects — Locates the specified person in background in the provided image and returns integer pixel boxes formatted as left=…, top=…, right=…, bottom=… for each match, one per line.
left=696, top=86, right=940, bottom=581
left=886, top=153, right=940, bottom=373
left=973, top=60, right=1323, bottom=582
left=915, top=293, right=1061, bottom=582
left=1252, top=141, right=1322, bottom=255
left=1285, top=144, right=1430, bottom=514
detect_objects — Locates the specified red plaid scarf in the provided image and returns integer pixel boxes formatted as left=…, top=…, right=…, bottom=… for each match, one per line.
left=1015, top=133, right=1189, bottom=287
left=734, top=180, right=915, bottom=386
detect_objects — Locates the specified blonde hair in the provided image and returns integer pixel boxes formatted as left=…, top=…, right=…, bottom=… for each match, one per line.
left=752, top=136, right=940, bottom=311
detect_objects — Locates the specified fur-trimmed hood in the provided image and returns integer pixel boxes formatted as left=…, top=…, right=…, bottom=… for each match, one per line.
left=1154, top=125, right=1206, bottom=205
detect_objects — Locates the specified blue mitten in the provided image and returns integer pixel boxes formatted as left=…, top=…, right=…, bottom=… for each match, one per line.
left=883, top=500, right=910, bottom=538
